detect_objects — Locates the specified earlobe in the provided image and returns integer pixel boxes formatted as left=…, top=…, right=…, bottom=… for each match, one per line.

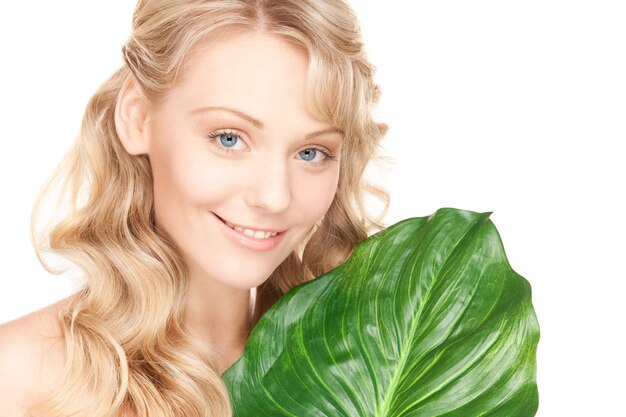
left=114, top=75, right=150, bottom=155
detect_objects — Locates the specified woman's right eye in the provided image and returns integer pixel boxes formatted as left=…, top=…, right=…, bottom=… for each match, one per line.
left=206, top=130, right=248, bottom=153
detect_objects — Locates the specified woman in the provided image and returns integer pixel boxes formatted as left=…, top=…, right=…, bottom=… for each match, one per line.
left=0, top=0, right=388, bottom=416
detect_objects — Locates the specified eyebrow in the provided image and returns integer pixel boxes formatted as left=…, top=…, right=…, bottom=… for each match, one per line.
left=191, top=106, right=344, bottom=140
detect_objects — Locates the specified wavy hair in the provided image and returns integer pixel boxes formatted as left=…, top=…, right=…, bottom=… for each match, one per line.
left=30, top=0, right=389, bottom=416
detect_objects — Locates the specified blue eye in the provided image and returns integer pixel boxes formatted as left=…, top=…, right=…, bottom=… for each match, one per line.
left=298, top=147, right=337, bottom=164
left=219, top=132, right=239, bottom=148
left=206, top=129, right=247, bottom=152
left=299, top=148, right=318, bottom=161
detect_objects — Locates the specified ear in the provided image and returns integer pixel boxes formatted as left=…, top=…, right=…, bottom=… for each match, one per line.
left=114, top=75, right=150, bottom=155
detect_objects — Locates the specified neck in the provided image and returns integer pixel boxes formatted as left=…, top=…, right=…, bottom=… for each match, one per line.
left=183, top=263, right=254, bottom=373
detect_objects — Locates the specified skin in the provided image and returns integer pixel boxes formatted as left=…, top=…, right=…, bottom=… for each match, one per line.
left=0, top=30, right=343, bottom=413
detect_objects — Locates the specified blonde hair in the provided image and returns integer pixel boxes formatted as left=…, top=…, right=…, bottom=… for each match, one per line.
left=30, top=0, right=389, bottom=416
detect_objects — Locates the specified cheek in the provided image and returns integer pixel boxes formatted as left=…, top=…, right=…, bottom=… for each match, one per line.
left=292, top=166, right=340, bottom=222
left=150, top=140, right=245, bottom=208
left=150, top=150, right=248, bottom=250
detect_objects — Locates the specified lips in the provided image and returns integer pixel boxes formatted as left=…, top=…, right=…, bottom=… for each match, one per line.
left=212, top=211, right=286, bottom=251
left=213, top=213, right=285, bottom=239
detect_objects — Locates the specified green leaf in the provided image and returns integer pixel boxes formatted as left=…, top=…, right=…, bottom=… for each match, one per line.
left=223, top=208, right=540, bottom=416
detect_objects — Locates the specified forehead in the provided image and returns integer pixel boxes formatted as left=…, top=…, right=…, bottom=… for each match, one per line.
left=188, top=30, right=307, bottom=80
left=171, top=32, right=304, bottom=108
left=155, top=29, right=340, bottom=132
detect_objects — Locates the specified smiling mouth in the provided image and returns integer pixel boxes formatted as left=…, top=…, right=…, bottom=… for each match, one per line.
left=213, top=213, right=284, bottom=240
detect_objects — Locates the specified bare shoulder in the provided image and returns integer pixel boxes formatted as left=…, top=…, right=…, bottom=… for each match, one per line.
left=0, top=298, right=72, bottom=416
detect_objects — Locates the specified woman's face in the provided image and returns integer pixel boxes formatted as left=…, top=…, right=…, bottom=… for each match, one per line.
left=144, top=31, right=342, bottom=289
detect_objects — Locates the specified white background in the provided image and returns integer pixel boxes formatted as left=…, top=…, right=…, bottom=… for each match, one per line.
left=1, top=1, right=624, bottom=416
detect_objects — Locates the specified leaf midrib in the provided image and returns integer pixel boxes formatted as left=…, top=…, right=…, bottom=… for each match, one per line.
left=375, top=213, right=489, bottom=416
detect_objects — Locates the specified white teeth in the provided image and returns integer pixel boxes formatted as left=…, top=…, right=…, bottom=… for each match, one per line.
left=223, top=218, right=279, bottom=239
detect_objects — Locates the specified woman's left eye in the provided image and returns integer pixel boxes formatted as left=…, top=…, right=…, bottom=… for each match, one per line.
left=297, top=147, right=334, bottom=164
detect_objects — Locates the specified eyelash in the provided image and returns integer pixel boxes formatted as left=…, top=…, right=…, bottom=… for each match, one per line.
left=206, top=129, right=338, bottom=163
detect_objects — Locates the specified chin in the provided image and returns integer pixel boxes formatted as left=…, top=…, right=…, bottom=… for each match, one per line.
left=214, top=266, right=278, bottom=290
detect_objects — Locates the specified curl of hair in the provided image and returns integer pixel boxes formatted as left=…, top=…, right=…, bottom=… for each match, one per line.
left=30, top=1, right=389, bottom=416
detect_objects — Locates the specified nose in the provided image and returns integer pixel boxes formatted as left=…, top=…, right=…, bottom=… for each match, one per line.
left=243, top=155, right=292, bottom=213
